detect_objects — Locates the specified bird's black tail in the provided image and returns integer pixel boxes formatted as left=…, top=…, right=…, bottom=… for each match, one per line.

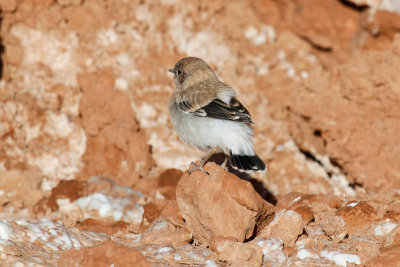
left=229, top=152, right=266, bottom=173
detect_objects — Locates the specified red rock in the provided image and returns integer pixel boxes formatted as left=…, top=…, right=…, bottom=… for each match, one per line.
left=209, top=236, right=238, bottom=253
left=276, top=192, right=307, bottom=210
left=286, top=36, right=400, bottom=193
left=383, top=211, right=400, bottom=222
left=1, top=0, right=400, bottom=265
left=305, top=224, right=327, bottom=239
left=3, top=39, right=23, bottom=67
left=0, top=0, right=18, bottom=12
left=366, top=247, right=400, bottom=267
left=216, top=241, right=263, bottom=267
left=337, top=201, right=379, bottom=234
left=290, top=0, right=361, bottom=63
left=364, top=11, right=400, bottom=50
left=76, top=219, right=130, bottom=235
left=345, top=236, right=380, bottom=263
left=140, top=219, right=192, bottom=248
left=62, top=0, right=108, bottom=34
left=83, top=176, right=113, bottom=195
left=385, top=197, right=400, bottom=217
left=265, top=151, right=334, bottom=195
left=158, top=168, right=183, bottom=188
left=132, top=177, right=159, bottom=197
left=277, top=193, right=341, bottom=213
left=57, top=0, right=82, bottom=7
left=319, top=216, right=347, bottom=243
left=383, top=224, right=400, bottom=249
left=176, top=163, right=275, bottom=244
left=160, top=200, right=186, bottom=228
left=257, top=210, right=304, bottom=247
left=45, top=179, right=85, bottom=211
left=77, top=70, right=154, bottom=186
left=282, top=246, right=294, bottom=257
left=293, top=206, right=314, bottom=225
left=140, top=199, right=167, bottom=231
left=0, top=170, right=43, bottom=211
left=58, top=240, right=150, bottom=267
left=157, top=168, right=183, bottom=200
left=308, top=194, right=342, bottom=211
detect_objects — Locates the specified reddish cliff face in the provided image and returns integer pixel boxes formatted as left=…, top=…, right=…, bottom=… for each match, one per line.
left=0, top=0, right=399, bottom=265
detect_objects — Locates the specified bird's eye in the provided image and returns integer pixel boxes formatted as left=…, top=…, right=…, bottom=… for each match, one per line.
left=176, top=69, right=182, bottom=75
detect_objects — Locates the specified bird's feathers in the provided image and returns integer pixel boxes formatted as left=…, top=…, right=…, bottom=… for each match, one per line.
left=168, top=56, right=266, bottom=174
left=229, top=152, right=266, bottom=173
left=193, top=97, right=253, bottom=123
left=175, top=83, right=252, bottom=123
left=176, top=90, right=214, bottom=113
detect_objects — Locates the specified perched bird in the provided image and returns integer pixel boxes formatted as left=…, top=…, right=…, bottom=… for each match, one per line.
left=168, top=57, right=266, bottom=175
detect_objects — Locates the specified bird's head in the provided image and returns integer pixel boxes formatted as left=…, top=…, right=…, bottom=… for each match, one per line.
left=169, top=57, right=217, bottom=90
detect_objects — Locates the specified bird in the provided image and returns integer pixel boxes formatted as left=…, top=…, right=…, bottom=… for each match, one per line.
left=168, top=57, right=266, bottom=175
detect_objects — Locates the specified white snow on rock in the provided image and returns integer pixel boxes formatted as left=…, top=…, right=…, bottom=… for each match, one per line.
left=0, top=221, right=13, bottom=240
left=77, top=193, right=144, bottom=225
left=0, top=219, right=85, bottom=251
left=245, top=25, right=276, bottom=45
left=296, top=245, right=320, bottom=260
left=320, top=250, right=361, bottom=266
left=257, top=237, right=287, bottom=265
left=374, top=220, right=398, bottom=236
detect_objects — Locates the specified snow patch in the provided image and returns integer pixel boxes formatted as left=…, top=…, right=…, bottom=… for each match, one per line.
left=97, top=28, right=119, bottom=45
left=77, top=193, right=144, bottom=224
left=158, top=246, right=174, bottom=253
left=115, top=77, right=129, bottom=91
left=174, top=253, right=182, bottom=261
left=297, top=248, right=319, bottom=260
left=0, top=220, right=13, bottom=240
left=257, top=237, right=287, bottom=264
left=347, top=201, right=359, bottom=207
left=44, top=112, right=75, bottom=138
left=245, top=25, right=276, bottom=45
left=204, top=260, right=218, bottom=267
left=292, top=196, right=302, bottom=204
left=10, top=24, right=79, bottom=86
left=320, top=250, right=361, bottom=266
left=375, top=221, right=398, bottom=236
left=376, top=0, right=400, bottom=12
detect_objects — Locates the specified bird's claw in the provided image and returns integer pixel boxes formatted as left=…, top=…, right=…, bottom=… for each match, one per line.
left=188, top=161, right=210, bottom=176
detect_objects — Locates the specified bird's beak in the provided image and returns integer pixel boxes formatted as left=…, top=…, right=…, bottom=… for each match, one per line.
left=168, top=68, right=176, bottom=75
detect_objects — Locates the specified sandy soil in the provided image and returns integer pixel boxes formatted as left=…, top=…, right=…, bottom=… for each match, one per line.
left=0, top=0, right=400, bottom=266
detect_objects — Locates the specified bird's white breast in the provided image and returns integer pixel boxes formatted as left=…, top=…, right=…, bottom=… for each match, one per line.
left=169, top=98, right=255, bottom=155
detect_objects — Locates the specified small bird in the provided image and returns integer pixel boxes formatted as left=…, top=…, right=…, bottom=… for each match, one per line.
left=168, top=57, right=266, bottom=175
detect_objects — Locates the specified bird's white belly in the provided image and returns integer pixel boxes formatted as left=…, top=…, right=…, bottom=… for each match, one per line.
left=173, top=107, right=255, bottom=155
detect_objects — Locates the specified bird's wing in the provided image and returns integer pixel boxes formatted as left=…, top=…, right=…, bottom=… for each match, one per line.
left=176, top=89, right=213, bottom=116
left=176, top=88, right=253, bottom=123
left=198, top=97, right=253, bottom=123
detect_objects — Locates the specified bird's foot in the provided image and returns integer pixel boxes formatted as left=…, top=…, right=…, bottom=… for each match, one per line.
left=188, top=161, right=210, bottom=176
left=221, top=156, right=229, bottom=170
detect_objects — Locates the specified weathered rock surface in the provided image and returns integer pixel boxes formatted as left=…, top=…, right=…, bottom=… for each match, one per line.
left=58, top=240, right=151, bottom=267
left=257, top=210, right=304, bottom=247
left=1, top=0, right=400, bottom=265
left=285, top=36, right=400, bottom=193
left=78, top=70, right=154, bottom=186
left=0, top=170, right=43, bottom=210
left=215, top=240, right=263, bottom=267
left=366, top=247, right=400, bottom=267
left=176, top=162, right=275, bottom=244
left=337, top=201, right=379, bottom=234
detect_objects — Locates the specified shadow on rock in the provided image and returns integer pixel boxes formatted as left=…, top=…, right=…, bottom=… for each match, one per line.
left=209, top=153, right=277, bottom=205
